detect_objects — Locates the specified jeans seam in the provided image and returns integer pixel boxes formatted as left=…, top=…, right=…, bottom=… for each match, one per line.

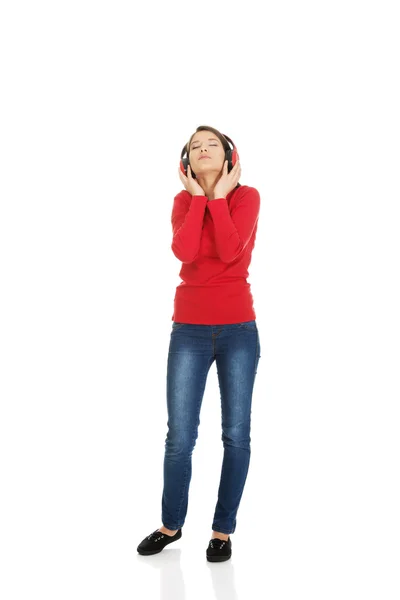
left=254, top=331, right=260, bottom=377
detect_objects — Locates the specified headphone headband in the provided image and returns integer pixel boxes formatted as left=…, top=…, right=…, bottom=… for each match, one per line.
left=220, top=134, right=235, bottom=152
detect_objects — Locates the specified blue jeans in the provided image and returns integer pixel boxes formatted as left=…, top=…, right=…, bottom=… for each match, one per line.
left=162, top=320, right=261, bottom=535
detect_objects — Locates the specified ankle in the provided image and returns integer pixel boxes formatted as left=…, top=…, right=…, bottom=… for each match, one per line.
left=158, top=526, right=179, bottom=535
left=212, top=531, right=229, bottom=541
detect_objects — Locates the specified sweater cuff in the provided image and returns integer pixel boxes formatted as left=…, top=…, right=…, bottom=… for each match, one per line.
left=207, top=197, right=228, bottom=207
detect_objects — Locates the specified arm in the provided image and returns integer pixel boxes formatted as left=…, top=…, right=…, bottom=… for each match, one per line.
left=207, top=187, right=260, bottom=263
left=171, top=191, right=208, bottom=263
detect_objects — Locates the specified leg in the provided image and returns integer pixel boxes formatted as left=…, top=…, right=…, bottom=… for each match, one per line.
left=211, top=321, right=261, bottom=535
left=161, top=323, right=214, bottom=530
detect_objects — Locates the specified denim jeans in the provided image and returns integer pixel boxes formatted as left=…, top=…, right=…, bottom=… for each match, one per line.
left=161, top=320, right=261, bottom=535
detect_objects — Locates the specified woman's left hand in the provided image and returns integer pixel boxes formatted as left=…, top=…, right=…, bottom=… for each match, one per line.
left=211, top=160, right=241, bottom=200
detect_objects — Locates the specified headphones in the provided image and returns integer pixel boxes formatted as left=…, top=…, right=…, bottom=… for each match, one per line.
left=180, top=133, right=239, bottom=180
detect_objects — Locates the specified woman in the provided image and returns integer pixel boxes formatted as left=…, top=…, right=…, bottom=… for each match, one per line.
left=137, top=125, right=261, bottom=562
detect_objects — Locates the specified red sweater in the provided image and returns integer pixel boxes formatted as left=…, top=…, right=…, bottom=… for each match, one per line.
left=171, top=185, right=260, bottom=325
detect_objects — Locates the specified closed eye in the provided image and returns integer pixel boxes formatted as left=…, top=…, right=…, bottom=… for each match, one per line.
left=192, top=144, right=218, bottom=149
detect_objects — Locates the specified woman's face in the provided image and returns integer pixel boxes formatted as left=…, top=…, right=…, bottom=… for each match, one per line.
left=188, top=131, right=226, bottom=176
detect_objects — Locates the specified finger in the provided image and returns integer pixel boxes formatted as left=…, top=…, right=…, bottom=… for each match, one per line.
left=179, top=170, right=188, bottom=183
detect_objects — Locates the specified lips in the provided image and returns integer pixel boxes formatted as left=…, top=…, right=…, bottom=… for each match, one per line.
left=199, top=156, right=211, bottom=160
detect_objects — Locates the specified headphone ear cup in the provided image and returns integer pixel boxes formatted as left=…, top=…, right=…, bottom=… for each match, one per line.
left=225, top=146, right=239, bottom=173
left=231, top=147, right=239, bottom=168
left=226, top=149, right=233, bottom=172
left=179, top=156, right=197, bottom=179
left=180, top=157, right=188, bottom=175
left=180, top=143, right=189, bottom=176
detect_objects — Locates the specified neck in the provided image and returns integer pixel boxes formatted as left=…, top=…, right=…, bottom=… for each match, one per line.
left=195, top=172, right=222, bottom=199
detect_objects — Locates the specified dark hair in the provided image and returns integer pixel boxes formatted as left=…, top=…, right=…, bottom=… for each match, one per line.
left=186, top=125, right=241, bottom=188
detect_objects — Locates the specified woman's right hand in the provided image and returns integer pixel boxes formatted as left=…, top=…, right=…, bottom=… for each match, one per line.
left=178, top=164, right=205, bottom=196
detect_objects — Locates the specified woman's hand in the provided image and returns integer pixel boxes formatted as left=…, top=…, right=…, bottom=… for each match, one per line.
left=212, top=160, right=241, bottom=199
left=178, top=164, right=205, bottom=196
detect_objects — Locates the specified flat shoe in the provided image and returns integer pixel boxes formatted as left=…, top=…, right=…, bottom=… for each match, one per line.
left=137, top=528, right=182, bottom=555
left=206, top=536, right=232, bottom=562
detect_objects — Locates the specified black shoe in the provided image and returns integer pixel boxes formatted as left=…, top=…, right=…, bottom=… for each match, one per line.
left=137, top=528, right=182, bottom=555
left=206, top=536, right=232, bottom=562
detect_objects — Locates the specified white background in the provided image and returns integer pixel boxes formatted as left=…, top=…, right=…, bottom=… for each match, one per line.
left=1, top=1, right=399, bottom=598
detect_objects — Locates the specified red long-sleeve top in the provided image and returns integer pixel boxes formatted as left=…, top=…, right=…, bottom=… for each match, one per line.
left=171, top=184, right=260, bottom=325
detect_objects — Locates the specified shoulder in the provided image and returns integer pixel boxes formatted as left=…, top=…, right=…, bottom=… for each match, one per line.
left=238, top=184, right=259, bottom=195
left=234, top=185, right=260, bottom=202
left=174, top=189, right=191, bottom=200
left=173, top=189, right=191, bottom=206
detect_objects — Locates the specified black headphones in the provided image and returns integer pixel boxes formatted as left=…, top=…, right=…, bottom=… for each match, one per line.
left=180, top=134, right=240, bottom=180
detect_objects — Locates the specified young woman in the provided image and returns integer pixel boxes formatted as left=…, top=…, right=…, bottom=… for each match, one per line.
left=137, top=125, right=261, bottom=562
